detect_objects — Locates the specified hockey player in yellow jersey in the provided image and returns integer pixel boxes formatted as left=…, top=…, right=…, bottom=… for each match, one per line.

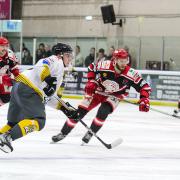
left=0, top=43, right=76, bottom=153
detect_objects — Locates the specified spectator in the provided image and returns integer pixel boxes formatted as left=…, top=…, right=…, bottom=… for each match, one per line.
left=36, top=43, right=46, bottom=63
left=75, top=45, right=84, bottom=67
left=96, top=48, right=106, bottom=63
left=106, top=46, right=115, bottom=60
left=85, top=47, right=95, bottom=67
left=45, top=44, right=52, bottom=57
left=22, top=43, right=30, bottom=59
left=22, top=43, right=27, bottom=52
left=9, top=43, right=15, bottom=52
left=22, top=49, right=33, bottom=65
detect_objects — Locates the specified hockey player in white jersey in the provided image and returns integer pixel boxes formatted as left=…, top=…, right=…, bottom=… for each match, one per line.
left=0, top=43, right=75, bottom=153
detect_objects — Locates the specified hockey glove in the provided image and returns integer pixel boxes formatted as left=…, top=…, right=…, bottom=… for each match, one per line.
left=43, top=76, right=57, bottom=97
left=139, top=98, right=150, bottom=112
left=85, top=80, right=98, bottom=96
left=60, top=102, right=79, bottom=119
left=1, top=75, right=12, bottom=86
left=6, top=57, right=15, bottom=68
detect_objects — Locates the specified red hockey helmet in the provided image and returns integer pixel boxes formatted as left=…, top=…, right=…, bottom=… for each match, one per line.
left=0, top=37, right=9, bottom=46
left=113, top=49, right=128, bottom=59
left=113, top=49, right=129, bottom=72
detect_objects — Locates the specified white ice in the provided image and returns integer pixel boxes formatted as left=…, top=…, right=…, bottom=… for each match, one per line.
left=0, top=99, right=180, bottom=180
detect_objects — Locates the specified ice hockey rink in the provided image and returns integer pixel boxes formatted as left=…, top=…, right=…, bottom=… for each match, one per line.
left=0, top=98, right=180, bottom=180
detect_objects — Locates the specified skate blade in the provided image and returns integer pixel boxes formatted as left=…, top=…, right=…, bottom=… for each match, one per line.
left=0, top=144, right=13, bottom=153
left=81, top=142, right=87, bottom=146
left=50, top=141, right=58, bottom=144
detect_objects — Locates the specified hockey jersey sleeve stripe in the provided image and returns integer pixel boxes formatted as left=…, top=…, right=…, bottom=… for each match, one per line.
left=93, top=117, right=105, bottom=126
left=15, top=74, right=43, bottom=98
left=67, top=118, right=77, bottom=127
left=40, top=65, right=51, bottom=82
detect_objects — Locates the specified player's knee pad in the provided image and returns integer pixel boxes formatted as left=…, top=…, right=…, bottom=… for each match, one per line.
left=18, top=119, right=42, bottom=136
left=96, top=102, right=113, bottom=120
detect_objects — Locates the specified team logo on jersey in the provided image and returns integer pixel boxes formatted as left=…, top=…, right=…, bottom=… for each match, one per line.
left=24, top=125, right=36, bottom=134
left=43, top=59, right=50, bottom=66
left=102, top=80, right=119, bottom=92
left=103, top=73, right=107, bottom=77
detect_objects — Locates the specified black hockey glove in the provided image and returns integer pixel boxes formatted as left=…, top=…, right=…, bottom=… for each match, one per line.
left=60, top=102, right=79, bottom=119
left=6, top=57, right=15, bottom=68
left=43, top=76, right=57, bottom=97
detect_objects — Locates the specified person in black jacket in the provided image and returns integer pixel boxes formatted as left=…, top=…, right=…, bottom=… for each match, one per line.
left=85, top=47, right=95, bottom=67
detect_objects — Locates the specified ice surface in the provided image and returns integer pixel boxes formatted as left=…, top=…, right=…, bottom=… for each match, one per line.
left=0, top=99, right=180, bottom=180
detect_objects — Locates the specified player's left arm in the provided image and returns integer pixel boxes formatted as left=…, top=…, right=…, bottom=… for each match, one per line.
left=7, top=50, right=20, bottom=77
left=131, top=70, right=152, bottom=112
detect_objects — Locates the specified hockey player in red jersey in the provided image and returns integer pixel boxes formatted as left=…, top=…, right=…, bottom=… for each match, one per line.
left=52, top=48, right=152, bottom=144
left=0, top=37, right=19, bottom=106
left=173, top=99, right=180, bottom=117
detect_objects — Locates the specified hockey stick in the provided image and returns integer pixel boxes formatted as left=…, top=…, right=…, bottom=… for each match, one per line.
left=123, top=99, right=180, bottom=119
left=54, top=96, right=123, bottom=149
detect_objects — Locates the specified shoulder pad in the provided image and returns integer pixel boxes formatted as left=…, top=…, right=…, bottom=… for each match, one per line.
left=126, top=68, right=138, bottom=78
left=8, top=49, right=18, bottom=62
left=97, top=60, right=114, bottom=71
left=43, top=58, right=50, bottom=66
left=126, top=68, right=142, bottom=83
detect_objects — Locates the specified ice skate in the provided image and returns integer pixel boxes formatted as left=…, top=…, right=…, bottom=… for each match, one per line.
left=0, top=132, right=13, bottom=153
left=173, top=109, right=180, bottom=117
left=81, top=131, right=93, bottom=146
left=51, top=132, right=66, bottom=143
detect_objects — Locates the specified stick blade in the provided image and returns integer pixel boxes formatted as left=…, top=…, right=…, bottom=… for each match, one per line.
left=109, top=138, right=123, bottom=149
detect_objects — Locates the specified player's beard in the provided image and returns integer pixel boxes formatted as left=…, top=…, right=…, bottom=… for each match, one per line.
left=114, top=62, right=126, bottom=73
left=0, top=49, right=6, bottom=57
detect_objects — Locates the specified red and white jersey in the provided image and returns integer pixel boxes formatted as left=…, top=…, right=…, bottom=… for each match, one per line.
left=87, top=60, right=151, bottom=98
left=0, top=48, right=19, bottom=78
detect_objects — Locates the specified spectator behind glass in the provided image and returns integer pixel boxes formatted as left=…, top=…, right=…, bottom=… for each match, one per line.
left=22, top=49, right=33, bottom=65
left=106, top=46, right=115, bottom=60
left=85, top=47, right=95, bottom=67
left=96, top=48, right=106, bottom=64
left=22, top=43, right=30, bottom=58
left=45, top=44, right=52, bottom=57
left=36, top=43, right=46, bottom=63
left=75, top=45, right=84, bottom=67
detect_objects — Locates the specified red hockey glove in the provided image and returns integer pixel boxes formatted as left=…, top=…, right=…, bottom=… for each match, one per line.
left=85, top=80, right=98, bottom=96
left=1, top=75, right=12, bottom=86
left=10, top=68, right=20, bottom=77
left=139, top=98, right=150, bottom=112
